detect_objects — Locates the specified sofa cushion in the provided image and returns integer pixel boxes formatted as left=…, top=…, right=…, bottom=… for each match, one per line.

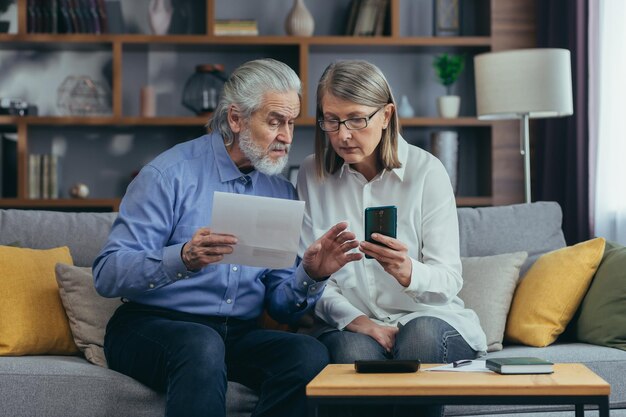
left=505, top=238, right=605, bottom=347
left=55, top=264, right=123, bottom=367
left=0, top=209, right=117, bottom=267
left=457, top=202, right=566, bottom=275
left=0, top=245, right=78, bottom=355
left=459, top=252, right=527, bottom=352
left=0, top=355, right=258, bottom=417
left=577, top=241, right=626, bottom=351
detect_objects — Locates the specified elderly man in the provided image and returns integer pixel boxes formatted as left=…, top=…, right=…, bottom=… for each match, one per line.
left=93, top=59, right=361, bottom=417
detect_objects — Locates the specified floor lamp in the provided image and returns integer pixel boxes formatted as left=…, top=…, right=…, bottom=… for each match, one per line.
left=474, top=48, right=574, bottom=203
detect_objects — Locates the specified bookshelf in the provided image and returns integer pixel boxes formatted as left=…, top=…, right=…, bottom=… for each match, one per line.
left=0, top=0, right=536, bottom=211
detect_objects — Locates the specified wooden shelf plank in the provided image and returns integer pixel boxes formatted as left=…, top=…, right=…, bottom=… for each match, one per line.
left=455, top=197, right=493, bottom=207
left=298, top=116, right=491, bottom=127
left=0, top=34, right=491, bottom=48
left=1, top=116, right=491, bottom=128
left=0, top=116, right=209, bottom=126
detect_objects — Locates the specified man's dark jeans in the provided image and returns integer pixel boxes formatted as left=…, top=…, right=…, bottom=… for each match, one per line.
left=104, top=302, right=329, bottom=417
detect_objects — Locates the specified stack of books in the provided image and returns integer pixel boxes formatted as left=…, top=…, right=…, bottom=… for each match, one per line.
left=27, top=0, right=109, bottom=34
left=486, top=357, right=554, bottom=374
left=214, top=20, right=258, bottom=36
left=345, top=0, right=389, bottom=36
left=28, top=154, right=61, bottom=199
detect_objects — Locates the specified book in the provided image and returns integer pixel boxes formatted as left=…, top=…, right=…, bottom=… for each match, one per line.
left=104, top=0, right=124, bottom=34
left=486, top=357, right=554, bottom=374
left=214, top=19, right=258, bottom=36
left=345, top=0, right=361, bottom=35
left=1, top=134, right=18, bottom=198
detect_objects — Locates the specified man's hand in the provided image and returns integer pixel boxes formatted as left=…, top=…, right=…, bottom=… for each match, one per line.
left=346, top=315, right=399, bottom=353
left=181, top=227, right=238, bottom=271
left=302, top=222, right=362, bottom=280
left=359, top=234, right=413, bottom=287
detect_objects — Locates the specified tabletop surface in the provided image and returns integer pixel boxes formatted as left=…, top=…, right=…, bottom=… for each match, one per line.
left=306, top=363, right=611, bottom=397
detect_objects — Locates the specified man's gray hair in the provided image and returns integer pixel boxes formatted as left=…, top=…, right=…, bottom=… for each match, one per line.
left=209, top=58, right=301, bottom=146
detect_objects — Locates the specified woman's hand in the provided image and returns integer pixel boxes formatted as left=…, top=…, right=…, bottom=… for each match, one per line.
left=359, top=234, right=413, bottom=287
left=346, top=315, right=399, bottom=353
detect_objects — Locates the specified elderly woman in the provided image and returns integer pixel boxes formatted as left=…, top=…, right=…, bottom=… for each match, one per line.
left=298, top=60, right=486, bottom=415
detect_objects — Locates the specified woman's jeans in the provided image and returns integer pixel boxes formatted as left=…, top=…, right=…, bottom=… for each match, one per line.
left=319, top=316, right=478, bottom=417
left=104, top=302, right=329, bottom=417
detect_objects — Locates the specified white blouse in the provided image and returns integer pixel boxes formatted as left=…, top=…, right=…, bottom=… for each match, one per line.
left=297, top=136, right=487, bottom=353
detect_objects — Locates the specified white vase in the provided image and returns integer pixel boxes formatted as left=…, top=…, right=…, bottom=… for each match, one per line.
left=398, top=95, right=415, bottom=118
left=285, top=0, right=315, bottom=37
left=437, top=95, right=461, bottom=118
left=431, top=131, right=459, bottom=193
left=148, top=0, right=173, bottom=35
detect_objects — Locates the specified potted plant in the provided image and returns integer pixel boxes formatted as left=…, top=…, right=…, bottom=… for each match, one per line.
left=433, top=53, right=465, bottom=118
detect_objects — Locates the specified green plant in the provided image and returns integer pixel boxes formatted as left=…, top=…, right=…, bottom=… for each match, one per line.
left=433, top=53, right=465, bottom=95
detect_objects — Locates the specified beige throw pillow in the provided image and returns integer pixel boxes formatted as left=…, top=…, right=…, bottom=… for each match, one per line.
left=459, top=251, right=528, bottom=352
left=55, top=263, right=123, bottom=367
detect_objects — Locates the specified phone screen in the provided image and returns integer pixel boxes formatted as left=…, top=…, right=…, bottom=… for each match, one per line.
left=364, top=206, right=397, bottom=259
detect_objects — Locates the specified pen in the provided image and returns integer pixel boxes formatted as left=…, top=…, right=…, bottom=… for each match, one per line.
left=452, top=360, right=472, bottom=368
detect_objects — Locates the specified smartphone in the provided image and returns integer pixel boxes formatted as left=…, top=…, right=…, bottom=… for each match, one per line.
left=354, top=360, right=420, bottom=373
left=364, top=205, right=397, bottom=259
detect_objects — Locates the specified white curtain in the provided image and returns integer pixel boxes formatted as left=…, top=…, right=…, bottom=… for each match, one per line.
left=591, top=0, right=626, bottom=244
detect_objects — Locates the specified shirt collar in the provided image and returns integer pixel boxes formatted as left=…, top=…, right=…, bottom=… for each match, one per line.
left=338, top=134, right=409, bottom=181
left=211, top=132, right=259, bottom=184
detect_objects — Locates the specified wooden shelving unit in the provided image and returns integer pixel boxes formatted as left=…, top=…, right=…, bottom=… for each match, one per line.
left=0, top=0, right=536, bottom=211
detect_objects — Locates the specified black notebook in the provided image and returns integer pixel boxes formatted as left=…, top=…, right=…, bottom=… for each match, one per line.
left=486, top=357, right=554, bottom=374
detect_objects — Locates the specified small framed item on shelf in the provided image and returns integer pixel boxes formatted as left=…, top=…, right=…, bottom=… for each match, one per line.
left=434, top=0, right=460, bottom=36
left=0, top=98, right=37, bottom=116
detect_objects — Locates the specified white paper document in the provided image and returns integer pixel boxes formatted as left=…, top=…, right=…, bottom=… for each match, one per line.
left=424, top=360, right=493, bottom=373
left=210, top=192, right=305, bottom=269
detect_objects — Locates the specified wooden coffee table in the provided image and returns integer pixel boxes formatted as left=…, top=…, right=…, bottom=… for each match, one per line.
left=306, top=363, right=611, bottom=417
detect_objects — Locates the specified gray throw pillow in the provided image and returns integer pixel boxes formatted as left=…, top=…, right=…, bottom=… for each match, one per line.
left=459, top=252, right=528, bottom=352
left=54, top=263, right=123, bottom=367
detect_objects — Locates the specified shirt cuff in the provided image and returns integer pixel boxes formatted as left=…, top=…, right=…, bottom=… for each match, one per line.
left=295, top=263, right=327, bottom=297
left=162, top=243, right=192, bottom=282
left=403, top=257, right=431, bottom=296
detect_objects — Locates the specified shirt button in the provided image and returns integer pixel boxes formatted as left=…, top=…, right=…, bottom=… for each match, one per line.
left=296, top=303, right=301, bottom=308
left=149, top=283, right=155, bottom=289
left=232, top=266, right=238, bottom=272
left=303, top=281, right=308, bottom=286
left=177, top=273, right=182, bottom=278
left=310, top=285, right=317, bottom=291
left=226, top=299, right=232, bottom=304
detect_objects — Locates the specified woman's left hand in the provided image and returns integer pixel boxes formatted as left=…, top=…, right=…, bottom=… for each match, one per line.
left=359, top=234, right=412, bottom=287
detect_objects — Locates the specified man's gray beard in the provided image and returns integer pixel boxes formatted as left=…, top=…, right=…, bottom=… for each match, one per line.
left=237, top=128, right=290, bottom=176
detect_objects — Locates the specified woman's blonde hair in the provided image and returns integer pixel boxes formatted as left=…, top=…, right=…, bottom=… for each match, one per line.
left=315, top=60, right=401, bottom=178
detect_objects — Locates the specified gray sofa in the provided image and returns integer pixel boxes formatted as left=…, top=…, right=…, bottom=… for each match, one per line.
left=0, top=202, right=624, bottom=417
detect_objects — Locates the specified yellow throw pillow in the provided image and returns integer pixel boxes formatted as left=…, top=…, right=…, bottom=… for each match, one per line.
left=505, top=237, right=606, bottom=347
left=0, top=246, right=78, bottom=355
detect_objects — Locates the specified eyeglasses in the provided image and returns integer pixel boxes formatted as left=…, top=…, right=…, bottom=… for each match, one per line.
left=318, top=106, right=384, bottom=132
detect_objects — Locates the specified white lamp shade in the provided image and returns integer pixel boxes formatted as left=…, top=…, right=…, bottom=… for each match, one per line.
left=474, top=48, right=574, bottom=120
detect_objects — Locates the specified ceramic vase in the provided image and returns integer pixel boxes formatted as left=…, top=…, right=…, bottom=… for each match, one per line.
left=398, top=95, right=415, bottom=118
left=285, top=0, right=314, bottom=37
left=437, top=95, right=460, bottom=118
left=431, top=131, right=459, bottom=193
left=148, top=0, right=173, bottom=35
left=140, top=86, right=156, bottom=117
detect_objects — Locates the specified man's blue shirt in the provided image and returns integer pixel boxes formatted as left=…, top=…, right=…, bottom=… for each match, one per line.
left=93, top=133, right=325, bottom=323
